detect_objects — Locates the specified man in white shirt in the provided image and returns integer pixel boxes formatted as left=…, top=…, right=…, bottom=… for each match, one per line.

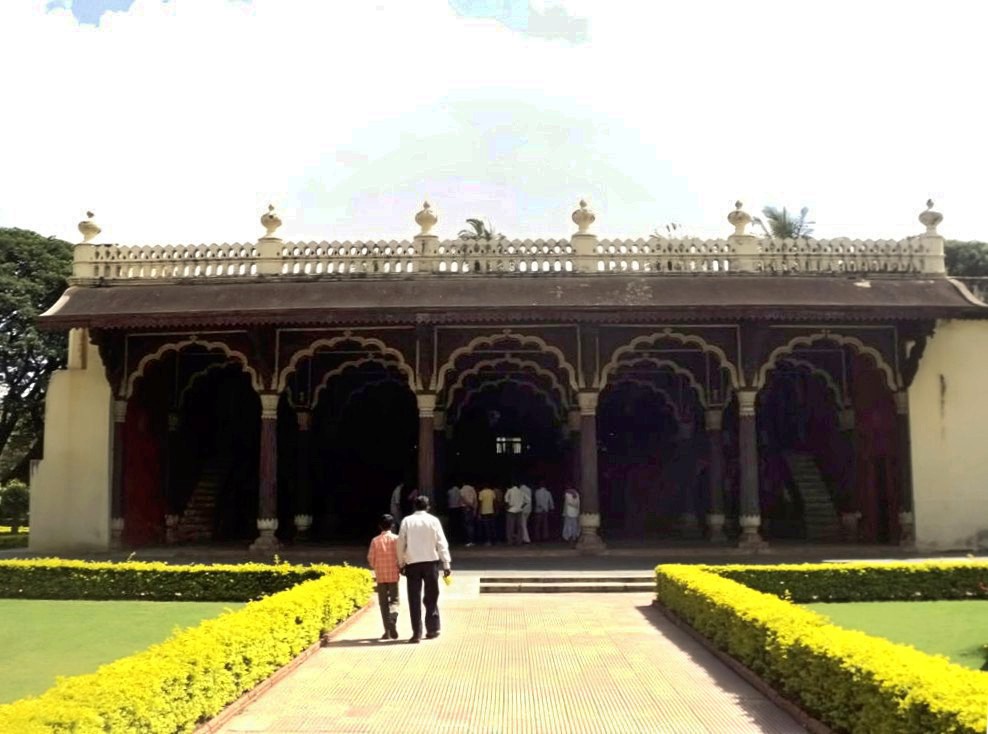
left=533, top=484, right=555, bottom=542
left=518, top=482, right=533, bottom=544
left=504, top=484, right=525, bottom=545
left=397, top=495, right=452, bottom=643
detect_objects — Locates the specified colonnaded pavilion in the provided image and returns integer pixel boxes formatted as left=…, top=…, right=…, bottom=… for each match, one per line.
left=30, top=199, right=988, bottom=553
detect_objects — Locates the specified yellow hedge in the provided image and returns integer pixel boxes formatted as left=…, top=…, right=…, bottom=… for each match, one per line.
left=0, top=565, right=374, bottom=733
left=655, top=564, right=988, bottom=734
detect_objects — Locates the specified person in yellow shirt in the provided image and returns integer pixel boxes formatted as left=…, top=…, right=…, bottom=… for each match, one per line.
left=478, top=485, right=497, bottom=546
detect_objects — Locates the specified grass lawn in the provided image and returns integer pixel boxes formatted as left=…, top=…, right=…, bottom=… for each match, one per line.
left=0, top=599, right=241, bottom=703
left=805, top=600, right=988, bottom=671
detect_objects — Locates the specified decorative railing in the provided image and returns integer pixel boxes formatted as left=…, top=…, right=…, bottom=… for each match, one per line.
left=68, top=200, right=949, bottom=284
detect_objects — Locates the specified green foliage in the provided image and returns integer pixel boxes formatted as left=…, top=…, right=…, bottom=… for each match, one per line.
left=712, top=561, right=988, bottom=602
left=753, top=205, right=815, bottom=239
left=945, top=240, right=988, bottom=277
left=655, top=563, right=988, bottom=733
left=0, top=479, right=29, bottom=533
left=0, top=558, right=332, bottom=601
left=0, top=534, right=27, bottom=549
left=0, top=228, right=72, bottom=484
left=0, top=565, right=373, bottom=733
left=458, top=218, right=503, bottom=241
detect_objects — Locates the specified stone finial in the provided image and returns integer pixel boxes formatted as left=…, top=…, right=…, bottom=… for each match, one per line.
left=415, top=200, right=438, bottom=236
left=260, top=204, right=282, bottom=239
left=727, top=200, right=752, bottom=236
left=919, top=198, right=943, bottom=235
left=77, top=211, right=101, bottom=244
left=572, top=199, right=595, bottom=235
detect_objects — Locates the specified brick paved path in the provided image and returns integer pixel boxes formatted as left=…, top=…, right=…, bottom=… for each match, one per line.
left=215, top=590, right=803, bottom=734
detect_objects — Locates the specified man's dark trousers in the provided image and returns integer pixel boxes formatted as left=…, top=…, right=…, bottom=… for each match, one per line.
left=405, top=561, right=441, bottom=638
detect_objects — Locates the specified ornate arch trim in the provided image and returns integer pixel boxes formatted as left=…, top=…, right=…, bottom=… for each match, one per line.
left=767, top=357, right=845, bottom=408
left=599, top=330, right=740, bottom=391
left=452, top=377, right=564, bottom=424
left=434, top=332, right=578, bottom=392
left=277, top=335, right=416, bottom=393
left=177, top=361, right=244, bottom=409
left=756, top=332, right=897, bottom=392
left=338, top=375, right=411, bottom=415
left=601, top=355, right=708, bottom=407
left=602, top=376, right=686, bottom=422
left=125, top=338, right=261, bottom=399
left=444, top=356, right=570, bottom=413
left=311, top=356, right=413, bottom=410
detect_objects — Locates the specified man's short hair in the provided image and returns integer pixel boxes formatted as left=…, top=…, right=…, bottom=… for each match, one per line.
left=379, top=514, right=395, bottom=531
left=414, top=495, right=430, bottom=511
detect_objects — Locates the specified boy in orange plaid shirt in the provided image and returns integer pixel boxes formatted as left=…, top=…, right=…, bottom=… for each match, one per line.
left=367, top=514, right=401, bottom=640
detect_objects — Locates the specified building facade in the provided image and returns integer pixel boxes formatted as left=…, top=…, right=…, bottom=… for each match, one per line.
left=30, top=200, right=988, bottom=552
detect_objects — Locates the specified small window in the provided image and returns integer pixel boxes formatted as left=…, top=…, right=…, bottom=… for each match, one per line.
left=495, top=436, right=523, bottom=455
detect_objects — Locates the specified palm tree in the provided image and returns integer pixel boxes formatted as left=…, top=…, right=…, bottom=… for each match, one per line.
left=457, top=218, right=504, bottom=241
left=753, top=206, right=815, bottom=239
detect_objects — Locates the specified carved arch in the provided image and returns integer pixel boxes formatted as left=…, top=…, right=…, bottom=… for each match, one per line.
left=125, top=339, right=262, bottom=399
left=177, top=361, right=245, bottom=409
left=310, top=356, right=414, bottom=410
left=338, top=375, right=411, bottom=415
left=452, top=377, right=564, bottom=424
left=602, top=376, right=688, bottom=423
left=277, top=335, right=416, bottom=393
left=756, top=332, right=897, bottom=392
left=766, top=357, right=845, bottom=408
left=600, top=356, right=709, bottom=407
left=444, top=356, right=570, bottom=413
left=434, top=332, right=578, bottom=393
left=599, top=330, right=740, bottom=391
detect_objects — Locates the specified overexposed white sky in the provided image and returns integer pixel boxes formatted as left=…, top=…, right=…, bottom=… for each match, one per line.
left=2, top=0, right=985, bottom=245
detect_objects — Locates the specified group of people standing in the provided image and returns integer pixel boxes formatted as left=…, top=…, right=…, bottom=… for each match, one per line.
left=446, top=482, right=583, bottom=546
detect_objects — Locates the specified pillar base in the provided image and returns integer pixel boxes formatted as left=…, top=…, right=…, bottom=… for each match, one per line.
left=250, top=518, right=281, bottom=552
left=164, top=514, right=180, bottom=545
left=737, top=515, right=768, bottom=551
left=677, top=512, right=702, bottom=540
left=898, top=511, right=915, bottom=547
left=294, top=514, right=313, bottom=542
left=706, top=513, right=727, bottom=543
left=575, top=513, right=606, bottom=554
left=840, top=511, right=861, bottom=543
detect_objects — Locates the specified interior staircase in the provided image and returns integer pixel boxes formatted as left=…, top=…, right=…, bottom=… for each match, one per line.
left=479, top=575, right=654, bottom=593
left=175, top=466, right=221, bottom=543
left=785, top=453, right=842, bottom=542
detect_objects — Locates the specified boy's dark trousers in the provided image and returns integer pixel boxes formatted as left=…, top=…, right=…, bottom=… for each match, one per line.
left=377, top=582, right=399, bottom=635
left=405, top=561, right=441, bottom=638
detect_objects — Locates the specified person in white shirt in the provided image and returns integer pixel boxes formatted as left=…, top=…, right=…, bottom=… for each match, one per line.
left=397, top=496, right=452, bottom=643
left=504, top=484, right=525, bottom=545
left=518, top=483, right=533, bottom=544
left=459, top=483, right=478, bottom=546
left=562, top=487, right=581, bottom=544
left=533, top=484, right=555, bottom=542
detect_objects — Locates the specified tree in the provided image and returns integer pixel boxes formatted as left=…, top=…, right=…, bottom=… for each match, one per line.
left=457, top=218, right=504, bottom=241
left=753, top=206, right=815, bottom=239
left=944, top=240, right=988, bottom=277
left=0, top=479, right=28, bottom=533
left=0, top=228, right=72, bottom=484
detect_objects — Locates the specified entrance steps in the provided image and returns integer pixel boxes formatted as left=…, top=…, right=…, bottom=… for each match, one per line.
left=479, top=575, right=654, bottom=593
left=176, top=471, right=219, bottom=543
left=785, top=453, right=842, bottom=542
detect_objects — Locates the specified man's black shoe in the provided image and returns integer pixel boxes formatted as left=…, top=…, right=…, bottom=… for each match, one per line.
left=408, top=635, right=421, bottom=644
left=380, top=633, right=390, bottom=640
left=426, top=632, right=440, bottom=640
left=389, top=629, right=399, bottom=640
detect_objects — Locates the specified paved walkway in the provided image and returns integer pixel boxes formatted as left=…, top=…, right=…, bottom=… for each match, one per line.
left=215, top=587, right=804, bottom=734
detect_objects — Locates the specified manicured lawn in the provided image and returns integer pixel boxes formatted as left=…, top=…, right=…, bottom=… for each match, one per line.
left=805, top=600, right=988, bottom=670
left=0, top=599, right=241, bottom=703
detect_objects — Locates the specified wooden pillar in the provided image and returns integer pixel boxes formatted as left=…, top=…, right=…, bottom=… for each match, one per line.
left=250, top=392, right=280, bottom=551
left=705, top=408, right=727, bottom=542
left=110, top=398, right=127, bottom=549
left=417, top=393, right=436, bottom=502
left=576, top=390, right=605, bottom=552
left=676, top=422, right=702, bottom=539
left=164, top=411, right=181, bottom=545
left=568, top=409, right=581, bottom=489
left=294, top=409, right=313, bottom=540
left=838, top=407, right=861, bottom=542
left=895, top=391, right=915, bottom=545
left=737, top=389, right=766, bottom=549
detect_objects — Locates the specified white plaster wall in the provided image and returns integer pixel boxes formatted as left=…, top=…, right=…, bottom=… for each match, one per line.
left=910, top=319, right=988, bottom=551
left=29, top=339, right=112, bottom=552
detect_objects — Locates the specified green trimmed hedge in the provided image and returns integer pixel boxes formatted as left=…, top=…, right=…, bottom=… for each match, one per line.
left=712, top=560, right=988, bottom=602
left=655, top=564, right=988, bottom=734
left=0, top=565, right=374, bottom=733
left=0, top=558, right=327, bottom=601
left=0, top=534, right=27, bottom=550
